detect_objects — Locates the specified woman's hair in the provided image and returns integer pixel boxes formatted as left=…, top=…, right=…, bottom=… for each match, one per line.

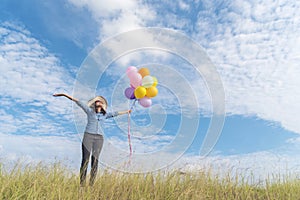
left=94, top=100, right=107, bottom=115
left=88, top=96, right=108, bottom=115
left=100, top=107, right=106, bottom=115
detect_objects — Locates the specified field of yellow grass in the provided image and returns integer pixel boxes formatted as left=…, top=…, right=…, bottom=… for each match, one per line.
left=1, top=162, right=300, bottom=199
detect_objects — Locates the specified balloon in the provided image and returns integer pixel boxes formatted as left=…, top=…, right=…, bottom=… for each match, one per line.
left=139, top=97, right=152, bottom=108
left=128, top=70, right=138, bottom=79
left=129, top=72, right=142, bottom=88
left=130, top=84, right=135, bottom=88
left=124, top=87, right=135, bottom=99
left=127, top=68, right=138, bottom=80
left=126, top=66, right=138, bottom=75
left=142, top=75, right=154, bottom=88
left=134, top=86, right=146, bottom=99
left=152, top=76, right=158, bottom=87
left=146, top=86, right=158, bottom=98
left=138, top=68, right=150, bottom=78
left=127, top=70, right=137, bottom=79
left=124, top=66, right=158, bottom=108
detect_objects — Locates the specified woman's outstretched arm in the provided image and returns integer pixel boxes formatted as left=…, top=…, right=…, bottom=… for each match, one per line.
left=53, top=93, right=78, bottom=102
left=117, top=110, right=132, bottom=115
left=105, top=110, right=131, bottom=119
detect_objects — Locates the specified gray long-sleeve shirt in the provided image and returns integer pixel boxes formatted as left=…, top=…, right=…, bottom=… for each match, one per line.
left=76, top=100, right=119, bottom=135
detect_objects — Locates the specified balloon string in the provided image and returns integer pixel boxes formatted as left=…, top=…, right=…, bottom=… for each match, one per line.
left=127, top=99, right=136, bottom=158
left=130, top=99, right=137, bottom=110
left=127, top=111, right=132, bottom=157
left=127, top=99, right=137, bottom=164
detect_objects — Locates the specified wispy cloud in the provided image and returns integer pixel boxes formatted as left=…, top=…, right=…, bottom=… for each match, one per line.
left=0, top=22, right=76, bottom=136
left=177, top=149, right=300, bottom=183
left=0, top=132, right=80, bottom=170
left=190, top=0, right=300, bottom=133
left=68, top=0, right=156, bottom=40
left=3, top=130, right=300, bottom=179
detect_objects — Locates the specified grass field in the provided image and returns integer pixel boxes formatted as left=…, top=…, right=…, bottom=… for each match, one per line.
left=1, top=162, right=300, bottom=200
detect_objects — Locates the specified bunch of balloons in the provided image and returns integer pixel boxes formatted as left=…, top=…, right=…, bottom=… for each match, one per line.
left=124, top=66, right=158, bottom=107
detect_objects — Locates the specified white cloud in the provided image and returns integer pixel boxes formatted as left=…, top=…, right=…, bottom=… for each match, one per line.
left=2, top=130, right=300, bottom=180
left=178, top=0, right=190, bottom=11
left=175, top=149, right=300, bottom=183
left=193, top=0, right=300, bottom=134
left=0, top=133, right=81, bottom=171
left=0, top=22, right=76, bottom=135
left=0, top=109, right=18, bottom=134
left=68, top=0, right=156, bottom=40
left=107, top=132, right=174, bottom=154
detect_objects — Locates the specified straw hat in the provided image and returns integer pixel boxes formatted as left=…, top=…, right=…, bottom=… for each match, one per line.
left=87, top=96, right=108, bottom=111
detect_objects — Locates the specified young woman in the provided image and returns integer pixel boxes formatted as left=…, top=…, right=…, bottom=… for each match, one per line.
left=53, top=93, right=130, bottom=186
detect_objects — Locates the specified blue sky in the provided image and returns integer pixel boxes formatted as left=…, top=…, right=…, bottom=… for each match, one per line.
left=1, top=0, right=300, bottom=175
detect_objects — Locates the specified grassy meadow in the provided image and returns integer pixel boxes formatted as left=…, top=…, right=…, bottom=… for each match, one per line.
left=1, top=162, right=300, bottom=200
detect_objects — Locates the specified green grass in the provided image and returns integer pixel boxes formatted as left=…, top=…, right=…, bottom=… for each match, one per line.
left=1, top=162, right=300, bottom=200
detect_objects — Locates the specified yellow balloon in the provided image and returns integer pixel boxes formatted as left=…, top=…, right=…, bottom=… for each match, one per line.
left=146, top=86, right=158, bottom=98
left=138, top=68, right=150, bottom=78
left=134, top=86, right=146, bottom=99
left=152, top=76, right=158, bottom=87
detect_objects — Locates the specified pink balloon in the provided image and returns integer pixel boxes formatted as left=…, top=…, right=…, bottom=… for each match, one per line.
left=126, top=66, right=138, bottom=77
left=130, top=84, right=135, bottom=88
left=128, top=70, right=138, bottom=79
left=139, top=97, right=152, bottom=108
left=129, top=72, right=142, bottom=88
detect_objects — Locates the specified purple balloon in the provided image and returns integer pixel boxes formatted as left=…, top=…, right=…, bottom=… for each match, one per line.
left=139, top=97, right=152, bottom=108
left=124, top=87, right=135, bottom=99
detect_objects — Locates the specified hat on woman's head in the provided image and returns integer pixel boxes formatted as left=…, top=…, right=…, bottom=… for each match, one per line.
left=87, top=96, right=108, bottom=111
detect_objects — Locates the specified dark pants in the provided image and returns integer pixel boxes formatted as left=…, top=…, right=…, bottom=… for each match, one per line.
left=80, top=132, right=104, bottom=186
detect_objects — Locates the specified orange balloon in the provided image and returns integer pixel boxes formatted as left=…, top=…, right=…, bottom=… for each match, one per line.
left=146, top=86, right=158, bottom=98
left=138, top=68, right=150, bottom=78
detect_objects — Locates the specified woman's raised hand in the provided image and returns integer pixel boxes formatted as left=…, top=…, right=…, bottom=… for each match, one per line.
left=53, top=93, right=65, bottom=97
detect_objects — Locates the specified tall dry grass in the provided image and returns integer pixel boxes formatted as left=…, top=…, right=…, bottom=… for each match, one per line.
left=1, top=162, right=300, bottom=199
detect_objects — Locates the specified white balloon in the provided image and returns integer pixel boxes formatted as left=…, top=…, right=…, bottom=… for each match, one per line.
left=142, top=75, right=154, bottom=88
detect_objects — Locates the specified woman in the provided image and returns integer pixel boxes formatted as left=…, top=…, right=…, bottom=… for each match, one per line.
left=53, top=93, right=130, bottom=186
